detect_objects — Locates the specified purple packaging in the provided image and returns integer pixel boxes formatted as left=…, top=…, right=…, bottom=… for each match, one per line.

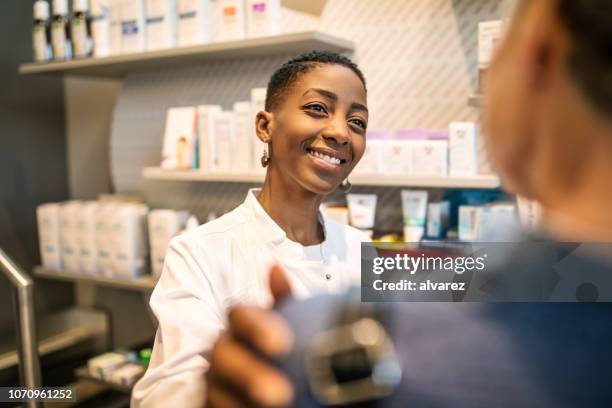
left=394, top=128, right=449, bottom=140
left=366, top=129, right=392, bottom=140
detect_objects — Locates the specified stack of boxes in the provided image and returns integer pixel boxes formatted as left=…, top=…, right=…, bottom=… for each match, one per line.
left=60, top=0, right=284, bottom=59
left=161, top=87, right=267, bottom=174
left=36, top=200, right=195, bottom=280
left=352, top=123, right=481, bottom=179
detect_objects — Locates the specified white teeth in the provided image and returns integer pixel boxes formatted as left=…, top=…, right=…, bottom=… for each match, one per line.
left=309, top=150, right=341, bottom=165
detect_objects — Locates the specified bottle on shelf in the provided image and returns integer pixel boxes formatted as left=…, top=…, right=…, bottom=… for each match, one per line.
left=33, top=0, right=52, bottom=62
left=51, top=0, right=72, bottom=60
left=71, top=0, right=93, bottom=58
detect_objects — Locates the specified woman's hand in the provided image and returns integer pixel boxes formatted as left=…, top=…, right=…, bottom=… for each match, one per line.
left=206, top=266, right=295, bottom=408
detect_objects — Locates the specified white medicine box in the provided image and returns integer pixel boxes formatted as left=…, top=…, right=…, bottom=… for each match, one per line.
left=177, top=0, right=215, bottom=46
left=216, top=0, right=247, bottom=41
left=246, top=0, right=280, bottom=38
left=478, top=20, right=504, bottom=68
left=37, top=203, right=63, bottom=271
left=145, top=0, right=177, bottom=51
left=449, top=122, right=479, bottom=177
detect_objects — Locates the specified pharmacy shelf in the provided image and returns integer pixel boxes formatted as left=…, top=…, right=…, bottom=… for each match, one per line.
left=33, top=266, right=157, bottom=292
left=352, top=174, right=500, bottom=188
left=468, top=94, right=484, bottom=108
left=75, top=366, right=139, bottom=394
left=142, top=167, right=501, bottom=189
left=0, top=307, right=107, bottom=371
left=18, top=31, right=354, bottom=78
left=143, top=167, right=265, bottom=183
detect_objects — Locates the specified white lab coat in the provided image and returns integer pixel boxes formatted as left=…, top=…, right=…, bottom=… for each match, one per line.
left=131, top=189, right=369, bottom=407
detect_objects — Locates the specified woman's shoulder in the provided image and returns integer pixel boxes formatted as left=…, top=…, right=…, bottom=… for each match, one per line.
left=170, top=205, right=249, bottom=251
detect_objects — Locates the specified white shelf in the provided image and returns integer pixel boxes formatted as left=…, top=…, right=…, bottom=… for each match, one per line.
left=351, top=174, right=500, bottom=189
left=33, top=266, right=157, bottom=292
left=143, top=167, right=265, bottom=183
left=143, top=167, right=501, bottom=189
left=18, top=31, right=354, bottom=78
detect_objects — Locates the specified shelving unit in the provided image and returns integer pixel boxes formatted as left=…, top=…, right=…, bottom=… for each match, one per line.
left=75, top=366, right=140, bottom=394
left=33, top=266, right=157, bottom=292
left=142, top=167, right=501, bottom=189
left=18, top=31, right=354, bottom=78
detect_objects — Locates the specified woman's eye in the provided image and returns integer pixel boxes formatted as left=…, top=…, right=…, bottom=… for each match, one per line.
left=305, top=104, right=327, bottom=114
left=350, top=118, right=367, bottom=130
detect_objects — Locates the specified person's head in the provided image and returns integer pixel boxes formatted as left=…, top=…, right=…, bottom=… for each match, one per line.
left=485, top=0, right=612, bottom=205
left=255, top=51, right=368, bottom=195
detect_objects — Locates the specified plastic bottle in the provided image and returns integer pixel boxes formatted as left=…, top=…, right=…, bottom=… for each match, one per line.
left=51, top=0, right=72, bottom=60
left=33, top=1, right=52, bottom=62
left=71, top=0, right=93, bottom=58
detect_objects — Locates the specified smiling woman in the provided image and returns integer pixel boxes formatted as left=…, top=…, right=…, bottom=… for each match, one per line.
left=131, top=51, right=372, bottom=407
left=257, top=52, right=368, bottom=201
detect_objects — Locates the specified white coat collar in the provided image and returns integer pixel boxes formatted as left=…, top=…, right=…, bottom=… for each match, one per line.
left=243, top=189, right=328, bottom=253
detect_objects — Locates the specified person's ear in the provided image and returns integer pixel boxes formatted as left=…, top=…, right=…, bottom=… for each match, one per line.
left=255, top=111, right=274, bottom=143
left=521, top=0, right=561, bottom=90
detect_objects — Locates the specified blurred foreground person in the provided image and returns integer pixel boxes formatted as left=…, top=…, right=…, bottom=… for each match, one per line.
left=206, top=1, right=612, bottom=407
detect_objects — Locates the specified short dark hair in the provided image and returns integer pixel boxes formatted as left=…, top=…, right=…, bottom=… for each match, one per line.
left=265, top=51, right=367, bottom=112
left=557, top=0, right=612, bottom=114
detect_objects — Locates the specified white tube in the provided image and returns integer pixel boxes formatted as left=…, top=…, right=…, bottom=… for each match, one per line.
left=347, top=194, right=377, bottom=230
left=401, top=190, right=428, bottom=242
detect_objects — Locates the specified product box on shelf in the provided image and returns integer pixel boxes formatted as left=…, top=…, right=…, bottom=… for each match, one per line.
left=145, top=0, right=177, bottom=51
left=59, top=201, right=83, bottom=273
left=95, top=203, right=117, bottom=276
left=91, top=0, right=111, bottom=57
left=197, top=104, right=222, bottom=172
left=161, top=107, right=198, bottom=169
left=427, top=201, right=450, bottom=239
left=458, top=205, right=480, bottom=241
left=109, top=0, right=123, bottom=54
left=216, top=0, right=247, bottom=41
left=449, top=122, right=479, bottom=177
left=380, top=129, right=423, bottom=175
left=36, top=203, right=63, bottom=271
left=251, top=88, right=267, bottom=174
left=233, top=101, right=254, bottom=172
left=352, top=130, right=388, bottom=175
left=213, top=111, right=236, bottom=173
left=77, top=201, right=99, bottom=275
left=411, top=138, right=448, bottom=177
left=121, top=0, right=146, bottom=53
left=148, top=209, right=189, bottom=278
left=477, top=203, right=518, bottom=241
left=110, top=204, right=149, bottom=280
left=246, top=0, right=281, bottom=38
left=177, top=0, right=215, bottom=46
left=478, top=20, right=503, bottom=91
left=88, top=352, right=129, bottom=380
left=109, top=363, right=145, bottom=387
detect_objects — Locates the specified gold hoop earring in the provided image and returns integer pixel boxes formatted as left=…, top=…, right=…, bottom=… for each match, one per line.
left=260, top=146, right=270, bottom=167
left=339, top=178, right=352, bottom=193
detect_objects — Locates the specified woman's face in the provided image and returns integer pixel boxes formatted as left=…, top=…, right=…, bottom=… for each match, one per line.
left=261, top=64, right=368, bottom=195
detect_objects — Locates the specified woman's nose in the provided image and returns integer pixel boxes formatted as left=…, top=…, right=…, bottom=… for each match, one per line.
left=321, top=125, right=350, bottom=146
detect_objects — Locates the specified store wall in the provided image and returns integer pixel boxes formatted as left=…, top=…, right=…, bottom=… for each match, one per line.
left=59, top=0, right=518, bottom=348
left=108, top=0, right=508, bottom=230
left=0, top=1, right=73, bottom=334
left=64, top=77, right=120, bottom=199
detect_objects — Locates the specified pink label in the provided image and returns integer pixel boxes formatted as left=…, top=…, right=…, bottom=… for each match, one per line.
left=252, top=3, right=266, bottom=12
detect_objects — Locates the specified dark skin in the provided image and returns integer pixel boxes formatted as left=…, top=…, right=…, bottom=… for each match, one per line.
left=255, top=63, right=369, bottom=245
